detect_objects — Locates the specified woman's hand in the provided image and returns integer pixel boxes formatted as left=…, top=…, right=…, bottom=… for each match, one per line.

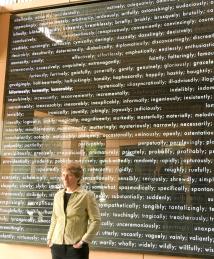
left=47, top=239, right=53, bottom=247
left=73, top=240, right=85, bottom=249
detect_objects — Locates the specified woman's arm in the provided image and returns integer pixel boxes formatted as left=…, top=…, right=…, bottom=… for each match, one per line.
left=47, top=197, right=57, bottom=245
left=81, top=191, right=101, bottom=244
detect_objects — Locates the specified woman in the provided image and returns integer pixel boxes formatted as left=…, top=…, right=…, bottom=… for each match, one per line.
left=47, top=162, right=101, bottom=259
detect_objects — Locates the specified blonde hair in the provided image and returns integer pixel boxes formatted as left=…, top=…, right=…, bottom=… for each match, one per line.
left=62, top=162, right=83, bottom=186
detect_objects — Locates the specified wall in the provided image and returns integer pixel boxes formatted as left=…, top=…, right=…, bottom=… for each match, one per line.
left=0, top=242, right=201, bottom=259
left=0, top=1, right=203, bottom=259
left=0, top=11, right=10, bottom=152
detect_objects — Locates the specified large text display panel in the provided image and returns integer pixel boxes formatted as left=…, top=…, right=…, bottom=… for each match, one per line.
left=0, top=0, right=214, bottom=258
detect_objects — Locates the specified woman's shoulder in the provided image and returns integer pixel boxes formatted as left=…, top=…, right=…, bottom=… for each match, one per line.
left=81, top=188, right=97, bottom=199
left=54, top=188, right=64, bottom=198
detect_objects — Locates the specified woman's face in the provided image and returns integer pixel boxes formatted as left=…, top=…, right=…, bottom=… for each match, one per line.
left=61, top=170, right=79, bottom=189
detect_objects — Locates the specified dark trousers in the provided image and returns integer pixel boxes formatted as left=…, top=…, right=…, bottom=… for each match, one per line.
left=51, top=244, right=89, bottom=259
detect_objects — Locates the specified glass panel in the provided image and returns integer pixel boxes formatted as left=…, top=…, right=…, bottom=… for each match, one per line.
left=0, top=0, right=214, bottom=257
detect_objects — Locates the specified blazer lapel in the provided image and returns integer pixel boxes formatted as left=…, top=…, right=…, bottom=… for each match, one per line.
left=59, top=190, right=65, bottom=213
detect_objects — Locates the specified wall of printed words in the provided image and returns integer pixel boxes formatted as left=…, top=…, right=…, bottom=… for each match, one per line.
left=0, top=0, right=214, bottom=257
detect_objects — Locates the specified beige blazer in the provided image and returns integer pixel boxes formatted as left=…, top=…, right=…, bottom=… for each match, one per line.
left=47, top=187, right=101, bottom=244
